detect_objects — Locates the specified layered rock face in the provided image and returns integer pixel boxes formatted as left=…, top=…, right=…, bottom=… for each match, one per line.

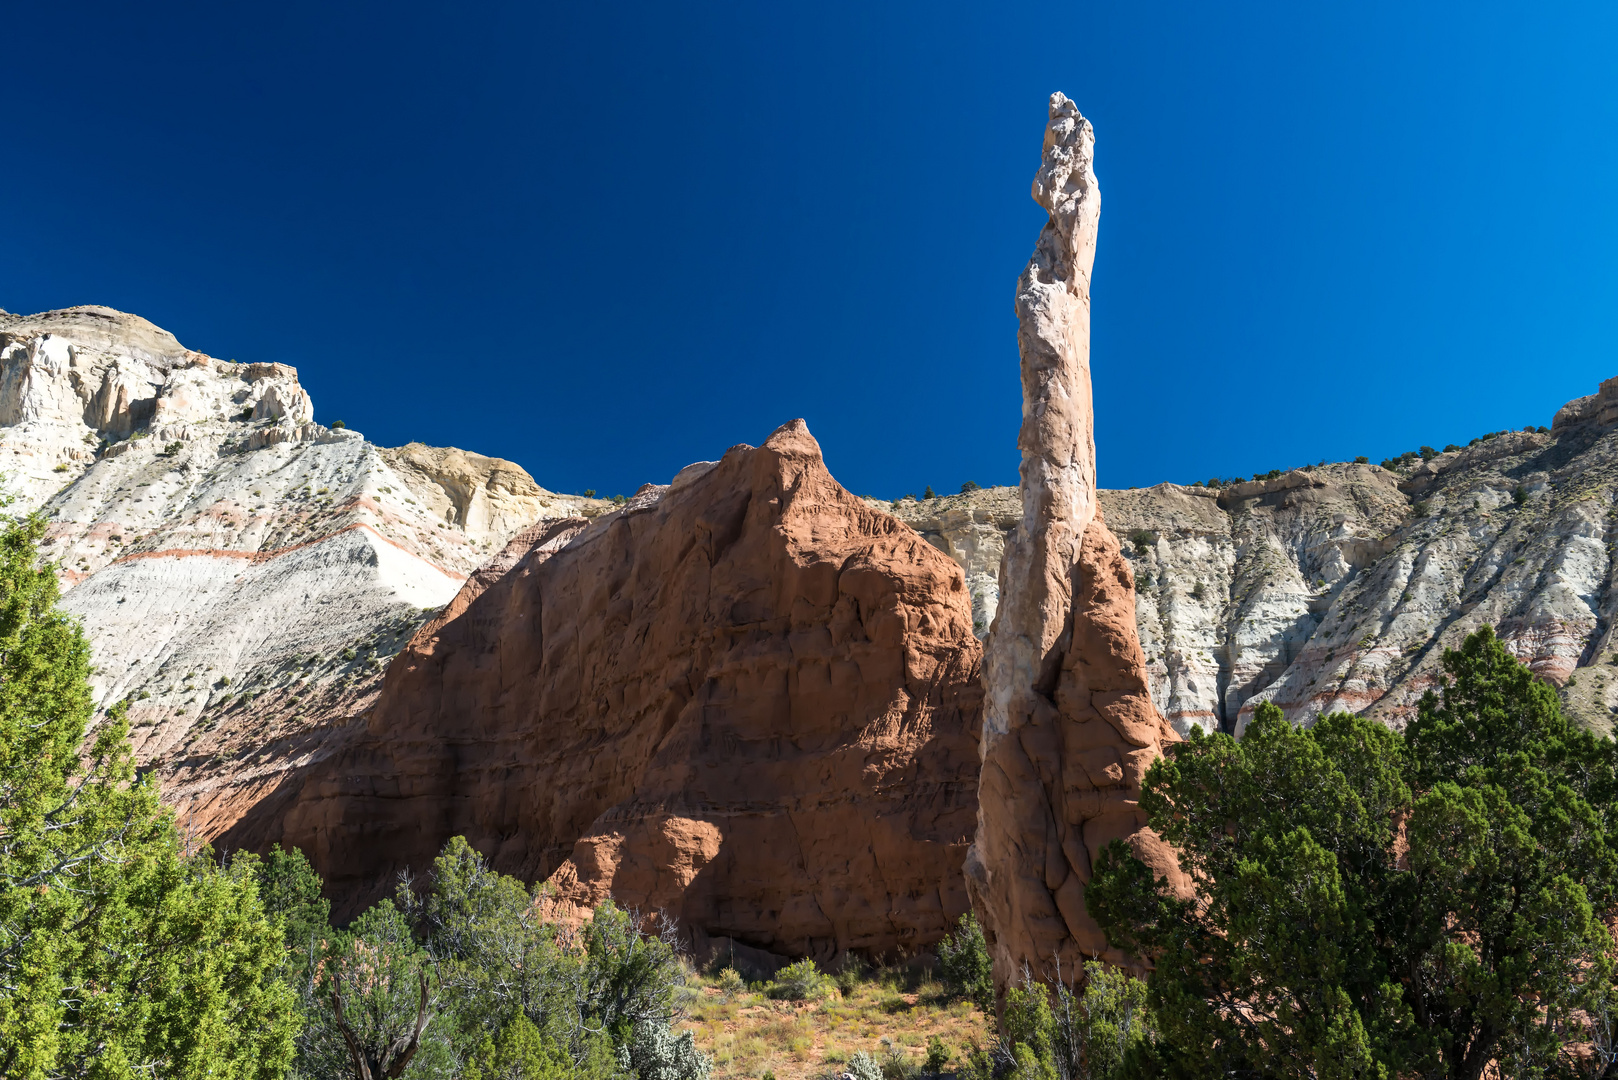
left=895, top=394, right=1618, bottom=739
left=965, top=95, right=1184, bottom=989
left=257, top=420, right=983, bottom=959
left=0, top=306, right=606, bottom=839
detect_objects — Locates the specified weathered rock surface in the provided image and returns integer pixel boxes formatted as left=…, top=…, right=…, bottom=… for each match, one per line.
left=872, top=488, right=1019, bottom=639
left=0, top=307, right=608, bottom=839
left=252, top=420, right=984, bottom=959
left=895, top=392, right=1618, bottom=740
left=965, top=95, right=1184, bottom=990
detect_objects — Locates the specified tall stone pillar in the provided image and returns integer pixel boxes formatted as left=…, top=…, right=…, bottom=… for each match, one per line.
left=966, top=93, right=1186, bottom=989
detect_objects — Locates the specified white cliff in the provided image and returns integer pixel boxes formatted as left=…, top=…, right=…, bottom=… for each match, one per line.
left=0, top=306, right=610, bottom=838
left=893, top=386, right=1618, bottom=740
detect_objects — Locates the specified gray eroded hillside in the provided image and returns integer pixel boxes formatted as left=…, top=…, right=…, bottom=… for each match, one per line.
left=885, top=378, right=1618, bottom=736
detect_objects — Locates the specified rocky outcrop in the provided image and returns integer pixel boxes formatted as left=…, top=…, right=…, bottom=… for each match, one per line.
left=871, top=488, right=1019, bottom=638
left=0, top=306, right=611, bottom=840
left=965, top=95, right=1184, bottom=990
left=255, top=420, right=984, bottom=959
left=897, top=384, right=1618, bottom=741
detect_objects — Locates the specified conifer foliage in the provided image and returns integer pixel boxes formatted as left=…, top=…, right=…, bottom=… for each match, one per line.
left=1089, top=625, right=1618, bottom=1079
left=0, top=510, right=296, bottom=1077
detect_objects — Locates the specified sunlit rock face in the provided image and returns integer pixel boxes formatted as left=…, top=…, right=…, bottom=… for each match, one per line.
left=893, top=390, right=1618, bottom=741
left=0, top=306, right=605, bottom=839
left=964, top=94, right=1187, bottom=992
left=256, top=420, right=985, bottom=959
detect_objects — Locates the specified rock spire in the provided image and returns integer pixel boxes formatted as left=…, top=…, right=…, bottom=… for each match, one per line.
left=966, top=93, right=1186, bottom=989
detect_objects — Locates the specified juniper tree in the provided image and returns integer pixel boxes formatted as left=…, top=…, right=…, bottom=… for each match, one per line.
left=0, top=510, right=296, bottom=1077
left=1090, top=626, right=1618, bottom=1080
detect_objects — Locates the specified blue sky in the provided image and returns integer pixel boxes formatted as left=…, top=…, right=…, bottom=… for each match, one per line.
left=4, top=2, right=1615, bottom=497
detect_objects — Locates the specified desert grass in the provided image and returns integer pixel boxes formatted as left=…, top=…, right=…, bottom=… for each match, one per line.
left=680, top=964, right=990, bottom=1080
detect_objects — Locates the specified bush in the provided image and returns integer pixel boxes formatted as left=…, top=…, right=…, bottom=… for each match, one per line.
left=1089, top=626, right=1618, bottom=1077
left=879, top=1037, right=918, bottom=1080
left=714, top=966, right=745, bottom=996
left=1513, top=484, right=1528, bottom=505
left=767, top=958, right=828, bottom=1000
left=1411, top=500, right=1430, bottom=517
left=1419, top=445, right=1437, bottom=460
left=835, top=954, right=867, bottom=997
left=619, top=1019, right=713, bottom=1080
left=960, top=481, right=981, bottom=493
left=1354, top=455, right=1369, bottom=464
left=330, top=419, right=346, bottom=429
left=52, top=463, right=69, bottom=473
left=1126, top=530, right=1152, bottom=557
left=846, top=1050, right=885, bottom=1080
left=937, top=912, right=994, bottom=1013
left=924, top=1035, right=951, bottom=1074
left=923, top=485, right=937, bottom=500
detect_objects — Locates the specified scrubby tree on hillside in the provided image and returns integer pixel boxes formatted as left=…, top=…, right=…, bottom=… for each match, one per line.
left=0, top=508, right=296, bottom=1077
left=1089, top=625, right=1618, bottom=1079
left=288, top=834, right=708, bottom=1080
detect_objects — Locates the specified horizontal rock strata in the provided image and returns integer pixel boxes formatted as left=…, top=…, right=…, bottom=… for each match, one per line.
left=893, top=387, right=1618, bottom=739
left=0, top=306, right=609, bottom=838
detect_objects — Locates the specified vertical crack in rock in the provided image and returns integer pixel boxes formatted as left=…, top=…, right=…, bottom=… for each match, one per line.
left=966, top=94, right=1187, bottom=990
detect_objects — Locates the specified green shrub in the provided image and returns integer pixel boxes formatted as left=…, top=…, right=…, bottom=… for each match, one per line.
left=923, top=485, right=937, bottom=499
left=715, top=966, right=745, bottom=996
left=937, top=912, right=993, bottom=1012
left=619, top=1018, right=712, bottom=1080
left=879, top=1036, right=918, bottom=1080
left=767, top=958, right=828, bottom=1001
left=1419, top=445, right=1437, bottom=460
left=52, top=463, right=69, bottom=473
left=1354, top=455, right=1369, bottom=464
left=924, top=1035, right=950, bottom=1075
left=330, top=419, right=346, bottom=429
left=1126, top=530, right=1153, bottom=556
left=960, top=480, right=981, bottom=493
left=1089, top=626, right=1618, bottom=1076
left=1411, top=500, right=1430, bottom=517
left=835, top=953, right=866, bottom=997
left=583, top=488, right=597, bottom=497
left=1190, top=581, right=1208, bottom=601
left=1513, top=484, right=1528, bottom=505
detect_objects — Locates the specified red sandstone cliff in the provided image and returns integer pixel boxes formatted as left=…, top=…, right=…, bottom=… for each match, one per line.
left=263, top=420, right=983, bottom=960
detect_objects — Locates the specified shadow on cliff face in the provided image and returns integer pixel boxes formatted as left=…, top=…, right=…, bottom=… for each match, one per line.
left=228, top=419, right=984, bottom=960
